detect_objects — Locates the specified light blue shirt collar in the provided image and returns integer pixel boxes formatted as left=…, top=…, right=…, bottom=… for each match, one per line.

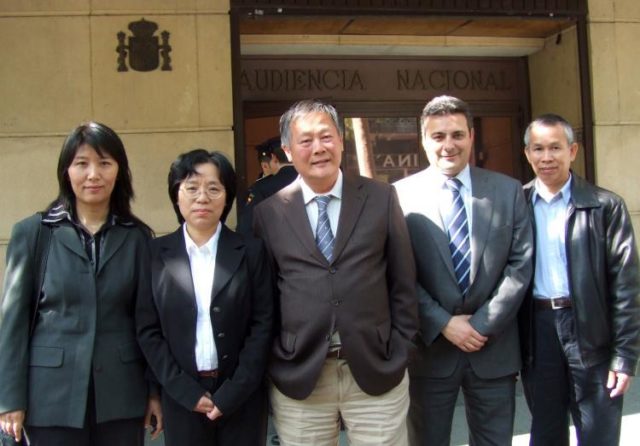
left=300, top=169, right=344, bottom=204
left=532, top=174, right=572, bottom=206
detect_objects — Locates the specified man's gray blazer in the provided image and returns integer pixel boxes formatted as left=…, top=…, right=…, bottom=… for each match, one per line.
left=394, top=166, right=533, bottom=379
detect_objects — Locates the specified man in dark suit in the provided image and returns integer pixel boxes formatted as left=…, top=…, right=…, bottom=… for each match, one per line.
left=237, top=137, right=297, bottom=235
left=253, top=99, right=418, bottom=445
left=520, top=114, right=640, bottom=445
left=394, top=95, right=533, bottom=446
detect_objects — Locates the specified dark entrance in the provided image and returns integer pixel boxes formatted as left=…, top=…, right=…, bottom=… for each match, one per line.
left=240, top=56, right=530, bottom=191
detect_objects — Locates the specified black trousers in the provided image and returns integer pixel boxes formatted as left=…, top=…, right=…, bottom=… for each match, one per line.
left=522, top=307, right=623, bottom=446
left=25, top=379, right=144, bottom=446
left=161, top=376, right=268, bottom=446
left=408, top=355, right=516, bottom=446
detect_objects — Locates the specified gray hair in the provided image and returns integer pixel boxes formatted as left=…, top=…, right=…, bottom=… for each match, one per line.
left=279, top=99, right=342, bottom=147
left=524, top=114, right=575, bottom=147
left=421, top=95, right=474, bottom=135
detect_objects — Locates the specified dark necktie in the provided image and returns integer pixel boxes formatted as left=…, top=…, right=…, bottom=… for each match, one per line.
left=445, top=178, right=471, bottom=295
left=315, top=195, right=335, bottom=262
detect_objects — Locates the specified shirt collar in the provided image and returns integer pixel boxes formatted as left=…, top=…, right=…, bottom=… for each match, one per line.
left=42, top=203, right=129, bottom=229
left=183, top=222, right=221, bottom=256
left=426, top=164, right=472, bottom=192
left=532, top=173, right=572, bottom=205
left=300, top=169, right=343, bottom=205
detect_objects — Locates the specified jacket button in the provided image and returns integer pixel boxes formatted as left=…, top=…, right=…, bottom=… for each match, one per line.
left=331, top=299, right=341, bottom=306
left=329, top=267, right=337, bottom=274
left=217, top=332, right=225, bottom=338
left=222, top=354, right=229, bottom=360
left=212, top=306, right=221, bottom=313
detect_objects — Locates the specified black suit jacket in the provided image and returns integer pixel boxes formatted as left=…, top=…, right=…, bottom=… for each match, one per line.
left=136, top=225, right=273, bottom=416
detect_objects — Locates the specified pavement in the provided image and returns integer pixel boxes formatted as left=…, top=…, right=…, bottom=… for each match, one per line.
left=146, top=377, right=640, bottom=445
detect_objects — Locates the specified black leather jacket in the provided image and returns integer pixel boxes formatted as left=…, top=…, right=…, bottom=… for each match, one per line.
left=520, top=174, right=640, bottom=375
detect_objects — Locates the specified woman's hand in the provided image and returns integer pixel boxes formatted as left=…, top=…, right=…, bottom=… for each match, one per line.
left=193, top=392, right=215, bottom=414
left=144, top=395, right=163, bottom=440
left=0, top=410, right=25, bottom=442
left=206, top=406, right=223, bottom=421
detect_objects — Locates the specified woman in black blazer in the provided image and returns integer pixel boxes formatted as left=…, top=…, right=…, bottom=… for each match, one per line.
left=0, top=122, right=162, bottom=445
left=137, top=149, right=273, bottom=445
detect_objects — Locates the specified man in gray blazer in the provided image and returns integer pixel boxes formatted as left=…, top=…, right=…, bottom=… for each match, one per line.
left=394, top=95, right=533, bottom=446
left=253, top=99, right=418, bottom=445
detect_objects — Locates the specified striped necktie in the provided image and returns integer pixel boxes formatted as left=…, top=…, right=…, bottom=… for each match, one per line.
left=445, top=178, right=471, bottom=295
left=315, top=195, right=335, bottom=262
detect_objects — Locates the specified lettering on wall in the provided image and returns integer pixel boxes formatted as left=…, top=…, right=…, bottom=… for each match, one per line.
left=396, top=69, right=510, bottom=91
left=116, top=18, right=172, bottom=72
left=241, top=58, right=522, bottom=101
left=240, top=69, right=365, bottom=92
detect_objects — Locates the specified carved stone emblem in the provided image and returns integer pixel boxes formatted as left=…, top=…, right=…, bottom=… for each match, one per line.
left=116, top=18, right=172, bottom=72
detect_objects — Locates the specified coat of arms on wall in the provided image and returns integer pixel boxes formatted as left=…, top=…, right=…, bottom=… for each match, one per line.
left=116, top=18, right=172, bottom=72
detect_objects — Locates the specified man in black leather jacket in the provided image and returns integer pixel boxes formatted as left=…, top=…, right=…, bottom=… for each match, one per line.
left=519, top=113, right=640, bottom=446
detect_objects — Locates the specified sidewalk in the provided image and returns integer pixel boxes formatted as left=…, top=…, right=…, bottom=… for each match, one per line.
left=146, top=377, right=639, bottom=445
left=266, top=377, right=640, bottom=446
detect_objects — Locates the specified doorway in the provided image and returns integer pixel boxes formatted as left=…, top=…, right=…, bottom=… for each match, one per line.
left=243, top=106, right=523, bottom=190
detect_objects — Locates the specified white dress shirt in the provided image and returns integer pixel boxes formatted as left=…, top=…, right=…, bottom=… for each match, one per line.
left=183, top=223, right=221, bottom=371
left=299, top=169, right=343, bottom=237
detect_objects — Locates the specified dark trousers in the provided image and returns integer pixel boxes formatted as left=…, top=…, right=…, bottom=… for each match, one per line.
left=25, top=379, right=144, bottom=446
left=522, top=307, right=623, bottom=446
left=408, top=355, right=516, bottom=446
left=162, top=376, right=267, bottom=446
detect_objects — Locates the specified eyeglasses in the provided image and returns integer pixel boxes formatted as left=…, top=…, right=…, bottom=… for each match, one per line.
left=180, top=183, right=225, bottom=200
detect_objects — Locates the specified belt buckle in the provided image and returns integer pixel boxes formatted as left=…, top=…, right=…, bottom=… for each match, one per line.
left=551, top=298, right=563, bottom=310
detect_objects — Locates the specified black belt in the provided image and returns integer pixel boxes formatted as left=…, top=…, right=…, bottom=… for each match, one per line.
left=534, top=296, right=572, bottom=310
left=327, top=348, right=346, bottom=360
left=198, top=369, right=219, bottom=378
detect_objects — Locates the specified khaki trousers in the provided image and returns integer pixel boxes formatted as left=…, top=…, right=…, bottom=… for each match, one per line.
left=271, top=359, right=409, bottom=446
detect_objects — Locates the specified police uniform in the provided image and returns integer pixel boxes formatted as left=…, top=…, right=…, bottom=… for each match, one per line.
left=236, top=165, right=298, bottom=235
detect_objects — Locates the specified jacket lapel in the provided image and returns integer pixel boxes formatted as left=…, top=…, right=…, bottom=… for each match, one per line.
left=211, top=226, right=244, bottom=301
left=469, top=168, right=494, bottom=285
left=331, top=176, right=366, bottom=263
left=419, top=174, right=457, bottom=282
left=280, top=183, right=326, bottom=263
left=56, top=225, right=89, bottom=261
left=159, top=229, right=196, bottom=301
left=97, top=225, right=129, bottom=274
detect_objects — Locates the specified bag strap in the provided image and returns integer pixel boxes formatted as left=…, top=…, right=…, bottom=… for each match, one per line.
left=30, top=213, right=52, bottom=336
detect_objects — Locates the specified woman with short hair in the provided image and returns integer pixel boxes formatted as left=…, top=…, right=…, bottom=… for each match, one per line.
left=137, top=149, right=273, bottom=445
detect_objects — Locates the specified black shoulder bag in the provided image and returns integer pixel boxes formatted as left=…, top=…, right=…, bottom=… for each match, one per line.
left=0, top=215, right=52, bottom=446
left=30, top=214, right=52, bottom=335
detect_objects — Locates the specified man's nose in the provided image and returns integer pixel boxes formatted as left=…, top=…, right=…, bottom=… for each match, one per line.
left=541, top=148, right=554, bottom=161
left=311, top=137, right=326, bottom=153
left=442, top=135, right=456, bottom=150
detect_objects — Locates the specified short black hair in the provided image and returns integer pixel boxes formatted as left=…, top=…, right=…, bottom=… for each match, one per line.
left=167, top=149, right=236, bottom=224
left=421, top=95, right=474, bottom=132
